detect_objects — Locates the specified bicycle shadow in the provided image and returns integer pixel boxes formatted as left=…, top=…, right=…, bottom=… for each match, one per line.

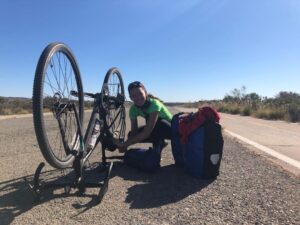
left=0, top=167, right=104, bottom=225
left=0, top=161, right=216, bottom=224
left=111, top=161, right=215, bottom=209
left=0, top=176, right=33, bottom=225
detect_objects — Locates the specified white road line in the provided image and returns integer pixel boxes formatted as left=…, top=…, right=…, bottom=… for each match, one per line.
left=221, top=114, right=277, bottom=129
left=225, top=129, right=300, bottom=170
left=248, top=121, right=277, bottom=129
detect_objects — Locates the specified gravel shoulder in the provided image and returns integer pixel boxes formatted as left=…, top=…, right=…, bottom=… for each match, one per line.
left=0, top=109, right=299, bottom=225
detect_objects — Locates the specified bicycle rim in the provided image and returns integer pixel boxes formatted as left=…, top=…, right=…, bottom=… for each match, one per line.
left=102, top=67, right=126, bottom=140
left=32, top=42, right=84, bottom=169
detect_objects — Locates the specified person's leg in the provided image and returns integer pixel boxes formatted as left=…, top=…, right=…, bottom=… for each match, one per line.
left=127, top=119, right=171, bottom=144
left=151, top=119, right=171, bottom=141
left=148, top=119, right=171, bottom=153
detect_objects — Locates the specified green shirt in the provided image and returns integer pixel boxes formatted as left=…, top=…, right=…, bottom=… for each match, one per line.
left=129, top=98, right=173, bottom=122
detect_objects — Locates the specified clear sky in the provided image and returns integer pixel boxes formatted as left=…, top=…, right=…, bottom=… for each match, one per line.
left=0, top=0, right=299, bottom=102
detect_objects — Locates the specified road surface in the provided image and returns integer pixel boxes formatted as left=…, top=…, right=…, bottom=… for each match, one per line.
left=0, top=107, right=299, bottom=224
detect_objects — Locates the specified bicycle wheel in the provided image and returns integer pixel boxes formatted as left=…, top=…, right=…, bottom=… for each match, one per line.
left=32, top=42, right=84, bottom=169
left=101, top=67, right=126, bottom=141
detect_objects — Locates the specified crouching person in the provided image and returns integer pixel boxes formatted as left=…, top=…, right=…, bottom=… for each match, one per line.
left=113, top=81, right=173, bottom=172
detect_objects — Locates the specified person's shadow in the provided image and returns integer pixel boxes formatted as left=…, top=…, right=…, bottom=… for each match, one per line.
left=110, top=161, right=215, bottom=209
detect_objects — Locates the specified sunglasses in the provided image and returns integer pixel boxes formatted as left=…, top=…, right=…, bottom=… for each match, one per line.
left=128, top=81, right=144, bottom=92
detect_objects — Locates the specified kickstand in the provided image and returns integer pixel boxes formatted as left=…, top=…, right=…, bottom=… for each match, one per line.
left=98, top=162, right=113, bottom=203
left=24, top=162, right=45, bottom=202
left=24, top=161, right=114, bottom=204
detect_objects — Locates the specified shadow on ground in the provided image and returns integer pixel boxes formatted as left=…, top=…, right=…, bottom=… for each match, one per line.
left=0, top=160, right=215, bottom=224
left=111, top=161, right=214, bottom=209
left=0, top=166, right=104, bottom=225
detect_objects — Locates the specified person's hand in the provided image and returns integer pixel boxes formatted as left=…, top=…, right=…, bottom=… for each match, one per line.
left=113, top=139, right=127, bottom=153
left=118, top=146, right=127, bottom=153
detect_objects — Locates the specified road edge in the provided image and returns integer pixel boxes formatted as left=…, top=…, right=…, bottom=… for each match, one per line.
left=224, top=129, right=300, bottom=178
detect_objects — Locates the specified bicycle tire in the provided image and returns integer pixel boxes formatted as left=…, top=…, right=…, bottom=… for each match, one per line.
left=102, top=67, right=126, bottom=141
left=32, top=42, right=84, bottom=169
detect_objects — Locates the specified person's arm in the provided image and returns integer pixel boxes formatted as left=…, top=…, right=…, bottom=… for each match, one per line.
left=129, top=118, right=138, bottom=137
left=118, top=111, right=159, bottom=150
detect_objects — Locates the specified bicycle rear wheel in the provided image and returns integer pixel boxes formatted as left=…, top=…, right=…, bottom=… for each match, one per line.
left=32, top=42, right=84, bottom=169
left=101, top=67, right=126, bottom=141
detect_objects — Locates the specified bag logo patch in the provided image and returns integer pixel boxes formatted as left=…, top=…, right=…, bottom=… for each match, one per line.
left=210, top=154, right=220, bottom=165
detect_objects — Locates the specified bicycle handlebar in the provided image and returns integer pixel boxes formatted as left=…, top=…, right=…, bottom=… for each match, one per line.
left=71, top=90, right=125, bottom=106
left=71, top=90, right=95, bottom=98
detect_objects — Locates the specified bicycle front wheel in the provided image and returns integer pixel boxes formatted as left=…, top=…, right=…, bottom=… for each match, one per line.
left=101, top=67, right=126, bottom=141
left=32, top=42, right=84, bottom=169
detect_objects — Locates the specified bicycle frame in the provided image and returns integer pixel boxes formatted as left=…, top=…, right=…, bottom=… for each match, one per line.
left=25, top=90, right=125, bottom=203
left=76, top=91, right=125, bottom=165
left=29, top=42, right=126, bottom=203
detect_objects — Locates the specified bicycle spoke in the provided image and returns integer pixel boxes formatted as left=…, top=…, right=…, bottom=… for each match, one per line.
left=43, top=50, right=80, bottom=161
left=50, top=57, right=61, bottom=95
left=102, top=68, right=126, bottom=141
left=45, top=72, right=60, bottom=95
left=33, top=43, right=83, bottom=168
left=60, top=54, right=70, bottom=98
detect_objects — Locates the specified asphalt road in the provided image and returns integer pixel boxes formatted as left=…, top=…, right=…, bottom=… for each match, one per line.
left=221, top=113, right=300, bottom=160
left=0, top=107, right=299, bottom=225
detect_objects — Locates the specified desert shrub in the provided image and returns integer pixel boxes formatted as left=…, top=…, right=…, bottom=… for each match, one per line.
left=241, top=105, right=252, bottom=116
left=255, top=108, right=285, bottom=120
left=0, top=108, right=13, bottom=115
left=13, top=107, right=29, bottom=114
left=0, top=98, right=32, bottom=115
left=84, top=100, right=93, bottom=109
left=222, top=104, right=240, bottom=114
left=287, top=104, right=300, bottom=122
left=216, top=105, right=225, bottom=112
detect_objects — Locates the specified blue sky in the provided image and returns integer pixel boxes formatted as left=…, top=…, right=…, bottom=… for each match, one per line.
left=0, top=0, right=299, bottom=102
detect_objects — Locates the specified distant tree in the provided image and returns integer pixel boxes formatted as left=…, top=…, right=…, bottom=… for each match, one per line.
left=0, top=96, right=5, bottom=104
left=224, top=86, right=247, bottom=103
left=243, top=92, right=261, bottom=103
left=275, top=91, right=300, bottom=104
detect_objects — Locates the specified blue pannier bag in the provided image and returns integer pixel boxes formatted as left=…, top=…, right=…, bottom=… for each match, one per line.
left=171, top=113, right=185, bottom=166
left=124, top=147, right=161, bottom=172
left=171, top=110, right=224, bottom=179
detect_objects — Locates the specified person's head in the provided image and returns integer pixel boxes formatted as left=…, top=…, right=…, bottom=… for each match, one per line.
left=128, top=81, right=148, bottom=107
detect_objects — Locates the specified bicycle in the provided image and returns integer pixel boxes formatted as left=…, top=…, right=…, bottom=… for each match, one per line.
left=25, top=42, right=126, bottom=203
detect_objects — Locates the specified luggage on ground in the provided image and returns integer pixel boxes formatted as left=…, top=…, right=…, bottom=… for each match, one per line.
left=124, top=147, right=161, bottom=172
left=171, top=107, right=224, bottom=179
